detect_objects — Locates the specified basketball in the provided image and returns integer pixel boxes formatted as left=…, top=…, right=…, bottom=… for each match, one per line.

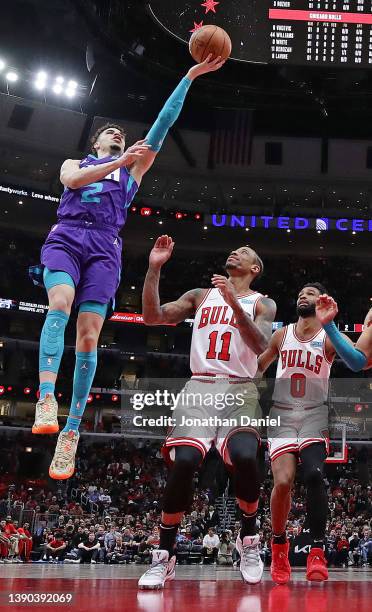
left=189, top=25, right=232, bottom=63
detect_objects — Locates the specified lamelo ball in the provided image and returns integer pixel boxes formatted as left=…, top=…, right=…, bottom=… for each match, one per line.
left=189, top=25, right=232, bottom=63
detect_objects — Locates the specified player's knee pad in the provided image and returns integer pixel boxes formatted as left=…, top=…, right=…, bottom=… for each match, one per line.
left=79, top=301, right=108, bottom=319
left=227, top=431, right=259, bottom=469
left=227, top=432, right=261, bottom=502
left=162, top=446, right=203, bottom=514
left=39, top=310, right=69, bottom=373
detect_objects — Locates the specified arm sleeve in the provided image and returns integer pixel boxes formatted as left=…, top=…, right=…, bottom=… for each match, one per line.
left=145, top=77, right=192, bottom=152
left=323, top=322, right=367, bottom=371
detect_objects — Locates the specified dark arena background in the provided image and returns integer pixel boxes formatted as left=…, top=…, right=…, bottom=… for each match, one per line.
left=0, top=1, right=371, bottom=610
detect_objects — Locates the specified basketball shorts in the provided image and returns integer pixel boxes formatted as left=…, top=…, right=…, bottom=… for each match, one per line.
left=267, top=403, right=329, bottom=462
left=40, top=220, right=122, bottom=309
left=163, top=376, right=262, bottom=466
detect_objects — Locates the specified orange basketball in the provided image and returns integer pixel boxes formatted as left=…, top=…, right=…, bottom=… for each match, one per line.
left=189, top=25, right=232, bottom=63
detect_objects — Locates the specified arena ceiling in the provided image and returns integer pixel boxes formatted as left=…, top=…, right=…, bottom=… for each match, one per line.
left=2, top=1, right=372, bottom=135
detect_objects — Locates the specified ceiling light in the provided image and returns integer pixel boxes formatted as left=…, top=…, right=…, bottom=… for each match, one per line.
left=67, top=80, right=77, bottom=89
left=53, top=84, right=63, bottom=94
left=65, top=88, right=75, bottom=98
left=55, top=76, right=64, bottom=84
left=0, top=59, right=6, bottom=71
left=6, top=71, right=18, bottom=82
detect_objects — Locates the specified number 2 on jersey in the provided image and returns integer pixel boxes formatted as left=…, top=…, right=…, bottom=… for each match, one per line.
left=81, top=182, right=103, bottom=204
left=206, top=331, right=232, bottom=362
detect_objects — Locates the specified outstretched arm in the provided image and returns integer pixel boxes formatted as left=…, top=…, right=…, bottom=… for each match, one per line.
left=142, top=235, right=204, bottom=325
left=130, top=55, right=225, bottom=185
left=211, top=275, right=277, bottom=355
left=316, top=294, right=369, bottom=371
left=257, top=328, right=284, bottom=374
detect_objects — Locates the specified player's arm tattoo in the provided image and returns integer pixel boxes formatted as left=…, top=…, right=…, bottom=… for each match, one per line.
left=232, top=297, right=277, bottom=355
left=142, top=264, right=203, bottom=325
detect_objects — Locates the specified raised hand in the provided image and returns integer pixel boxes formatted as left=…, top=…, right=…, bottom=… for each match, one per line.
left=211, top=274, right=238, bottom=309
left=315, top=294, right=338, bottom=325
left=118, top=140, right=151, bottom=167
left=149, top=235, right=175, bottom=269
left=187, top=54, right=226, bottom=80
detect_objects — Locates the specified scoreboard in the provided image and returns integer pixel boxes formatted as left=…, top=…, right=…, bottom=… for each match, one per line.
left=269, top=0, right=372, bottom=65
left=149, top=0, right=372, bottom=67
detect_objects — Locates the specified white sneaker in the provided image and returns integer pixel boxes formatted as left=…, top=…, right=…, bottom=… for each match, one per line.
left=235, top=534, right=264, bottom=584
left=91, top=560, right=96, bottom=564
left=32, top=394, right=59, bottom=434
left=138, top=550, right=176, bottom=590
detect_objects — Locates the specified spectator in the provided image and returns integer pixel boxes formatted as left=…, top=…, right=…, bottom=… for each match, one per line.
left=202, top=528, right=220, bottom=564
left=359, top=525, right=372, bottom=567
left=77, top=533, right=100, bottom=564
left=217, top=531, right=234, bottom=566
left=44, top=532, right=66, bottom=563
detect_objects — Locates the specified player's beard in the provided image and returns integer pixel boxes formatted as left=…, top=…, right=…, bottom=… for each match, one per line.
left=296, top=303, right=316, bottom=318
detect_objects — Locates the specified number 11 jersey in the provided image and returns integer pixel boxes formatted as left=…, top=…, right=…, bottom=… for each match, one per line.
left=190, top=288, right=263, bottom=379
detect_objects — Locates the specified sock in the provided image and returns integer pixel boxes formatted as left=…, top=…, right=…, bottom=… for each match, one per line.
left=159, top=523, right=179, bottom=557
left=311, top=539, right=325, bottom=550
left=273, top=532, right=287, bottom=545
left=39, top=382, right=55, bottom=400
left=240, top=510, right=258, bottom=539
left=62, top=351, right=97, bottom=433
left=39, top=310, right=69, bottom=374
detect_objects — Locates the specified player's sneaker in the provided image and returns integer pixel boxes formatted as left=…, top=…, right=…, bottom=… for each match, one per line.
left=32, top=394, right=59, bottom=434
left=138, top=550, right=176, bottom=589
left=306, top=547, right=328, bottom=582
left=270, top=541, right=291, bottom=584
left=236, top=534, right=264, bottom=584
left=49, top=430, right=79, bottom=480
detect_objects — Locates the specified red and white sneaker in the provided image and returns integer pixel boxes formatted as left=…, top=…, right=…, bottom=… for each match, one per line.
left=306, top=547, right=328, bottom=582
left=270, top=541, right=291, bottom=585
left=138, top=550, right=176, bottom=589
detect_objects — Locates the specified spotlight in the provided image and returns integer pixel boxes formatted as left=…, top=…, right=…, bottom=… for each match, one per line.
left=0, top=59, right=6, bottom=71
left=95, top=394, right=101, bottom=400
left=130, top=356, right=135, bottom=361
left=37, top=71, right=47, bottom=81
left=25, top=447, right=32, bottom=453
left=175, top=212, right=183, bottom=220
left=111, top=394, right=119, bottom=402
left=35, top=81, right=46, bottom=91
left=0, top=386, right=4, bottom=395
left=7, top=386, right=12, bottom=391
left=53, top=84, right=63, bottom=94
left=194, top=213, right=201, bottom=220
left=24, top=387, right=31, bottom=395
left=87, top=394, right=93, bottom=403
left=6, top=71, right=18, bottom=82
left=67, top=80, right=78, bottom=89
left=65, top=88, right=76, bottom=98
left=55, top=76, right=64, bottom=84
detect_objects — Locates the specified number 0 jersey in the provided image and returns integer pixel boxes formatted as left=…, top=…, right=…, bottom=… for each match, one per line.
left=190, top=288, right=263, bottom=379
left=272, top=323, right=333, bottom=409
left=57, top=154, right=138, bottom=231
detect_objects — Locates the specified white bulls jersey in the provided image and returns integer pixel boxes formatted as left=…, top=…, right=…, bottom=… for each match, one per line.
left=272, top=323, right=333, bottom=409
left=190, top=288, right=263, bottom=379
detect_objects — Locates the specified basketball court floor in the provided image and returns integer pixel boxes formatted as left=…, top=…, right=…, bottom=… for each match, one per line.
left=1, top=565, right=370, bottom=611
